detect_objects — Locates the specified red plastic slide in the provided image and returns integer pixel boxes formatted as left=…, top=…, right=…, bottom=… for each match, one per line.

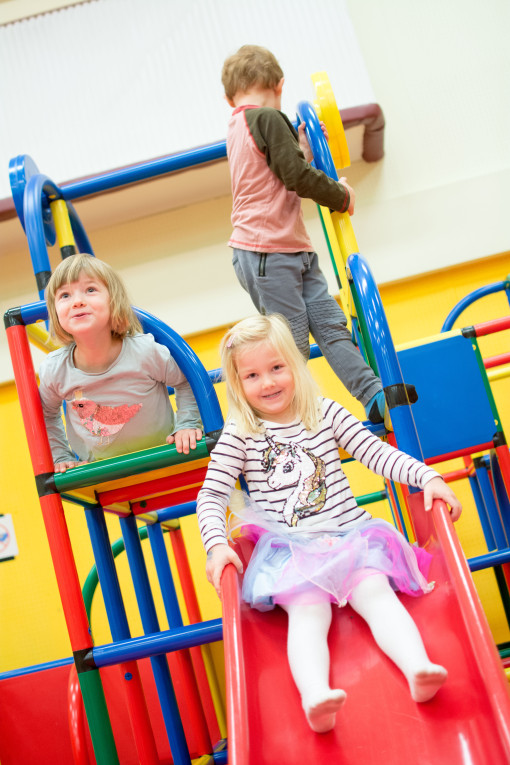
left=221, top=496, right=510, bottom=765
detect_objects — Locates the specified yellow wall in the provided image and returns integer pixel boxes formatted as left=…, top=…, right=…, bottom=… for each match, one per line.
left=1, top=250, right=509, bottom=676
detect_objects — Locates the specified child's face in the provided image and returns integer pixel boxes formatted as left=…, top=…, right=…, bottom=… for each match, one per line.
left=54, top=271, right=111, bottom=341
left=236, top=341, right=296, bottom=424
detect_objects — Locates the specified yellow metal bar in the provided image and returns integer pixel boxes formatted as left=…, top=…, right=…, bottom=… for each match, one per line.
left=393, top=482, right=416, bottom=543
left=27, top=322, right=58, bottom=354
left=488, top=365, right=510, bottom=383
left=396, top=328, right=461, bottom=352
left=50, top=198, right=76, bottom=250
left=200, top=643, right=227, bottom=738
left=319, top=208, right=352, bottom=327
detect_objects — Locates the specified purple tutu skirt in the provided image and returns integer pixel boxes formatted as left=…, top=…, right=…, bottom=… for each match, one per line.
left=228, top=492, right=433, bottom=612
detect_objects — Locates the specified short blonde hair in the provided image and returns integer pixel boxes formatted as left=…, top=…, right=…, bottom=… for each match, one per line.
left=45, top=253, right=143, bottom=345
left=221, top=314, right=321, bottom=435
left=222, top=44, right=284, bottom=100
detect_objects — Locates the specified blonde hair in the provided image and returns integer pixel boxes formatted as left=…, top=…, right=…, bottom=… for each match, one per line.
left=221, top=314, right=322, bottom=435
left=45, top=253, right=143, bottom=345
left=222, top=44, right=284, bottom=100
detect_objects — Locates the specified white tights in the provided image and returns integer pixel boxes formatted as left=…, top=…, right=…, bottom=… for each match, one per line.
left=282, top=573, right=447, bottom=733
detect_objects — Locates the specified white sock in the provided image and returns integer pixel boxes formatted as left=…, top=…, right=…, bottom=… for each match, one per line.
left=349, top=573, right=447, bottom=703
left=282, top=602, right=346, bottom=732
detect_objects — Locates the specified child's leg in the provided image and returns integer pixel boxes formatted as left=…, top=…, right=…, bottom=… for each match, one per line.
left=282, top=602, right=346, bottom=733
left=349, top=573, right=447, bottom=702
left=301, top=255, right=383, bottom=412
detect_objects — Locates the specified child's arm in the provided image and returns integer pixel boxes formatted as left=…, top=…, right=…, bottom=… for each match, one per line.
left=330, top=401, right=462, bottom=517
left=206, top=543, right=244, bottom=598
left=249, top=108, right=353, bottom=214
left=147, top=336, right=203, bottom=449
left=39, top=361, right=84, bottom=472
left=423, top=476, right=462, bottom=521
left=196, top=424, right=247, bottom=595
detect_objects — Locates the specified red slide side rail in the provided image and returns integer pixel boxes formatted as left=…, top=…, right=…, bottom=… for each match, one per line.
left=221, top=565, right=249, bottom=765
left=423, top=498, right=510, bottom=757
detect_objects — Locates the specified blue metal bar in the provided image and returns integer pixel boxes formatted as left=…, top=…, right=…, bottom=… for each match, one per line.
left=469, top=548, right=510, bottom=571
left=157, top=502, right=197, bottom=522
left=59, top=142, right=227, bottom=201
left=90, top=619, right=223, bottom=667
left=85, top=507, right=132, bottom=639
left=67, top=200, right=95, bottom=255
left=442, top=279, right=510, bottom=332
left=0, top=656, right=73, bottom=681
left=468, top=472, right=496, bottom=551
left=20, top=300, right=47, bottom=325
left=473, top=461, right=508, bottom=549
left=120, top=515, right=191, bottom=765
left=347, top=252, right=424, bottom=462
left=146, top=524, right=183, bottom=628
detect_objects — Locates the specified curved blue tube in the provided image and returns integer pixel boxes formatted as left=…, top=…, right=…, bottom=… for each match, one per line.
left=24, top=173, right=60, bottom=296
left=67, top=200, right=95, bottom=255
left=135, top=308, right=223, bottom=436
left=442, top=280, right=510, bottom=332
left=295, top=100, right=338, bottom=178
left=348, top=252, right=424, bottom=462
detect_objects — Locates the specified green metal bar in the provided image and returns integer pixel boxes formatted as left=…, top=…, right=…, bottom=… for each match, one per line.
left=494, top=566, right=510, bottom=632
left=354, top=490, right=388, bottom=506
left=469, top=336, right=504, bottom=430
left=54, top=438, right=210, bottom=492
left=78, top=669, right=120, bottom=764
left=318, top=205, right=342, bottom=289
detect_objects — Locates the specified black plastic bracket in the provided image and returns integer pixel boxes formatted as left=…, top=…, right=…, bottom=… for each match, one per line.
left=74, top=647, right=96, bottom=673
left=383, top=383, right=419, bottom=410
left=3, top=307, right=24, bottom=329
left=35, top=472, right=57, bottom=497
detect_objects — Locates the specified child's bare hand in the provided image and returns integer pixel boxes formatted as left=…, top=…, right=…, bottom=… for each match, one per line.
left=298, top=120, right=329, bottom=163
left=339, top=176, right=355, bottom=215
left=167, top=428, right=203, bottom=454
left=206, top=543, right=244, bottom=598
left=54, top=460, right=85, bottom=473
left=424, top=476, right=462, bottom=522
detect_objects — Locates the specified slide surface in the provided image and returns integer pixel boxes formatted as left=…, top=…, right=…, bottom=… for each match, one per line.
left=222, top=497, right=510, bottom=765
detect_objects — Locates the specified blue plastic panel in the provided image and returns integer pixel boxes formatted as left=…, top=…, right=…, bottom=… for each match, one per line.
left=397, top=333, right=498, bottom=460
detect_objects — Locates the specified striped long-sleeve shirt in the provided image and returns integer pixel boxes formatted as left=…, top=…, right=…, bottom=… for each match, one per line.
left=196, top=398, right=439, bottom=552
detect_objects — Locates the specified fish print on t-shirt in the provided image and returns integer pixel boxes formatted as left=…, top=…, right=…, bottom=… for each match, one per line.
left=70, top=390, right=142, bottom=445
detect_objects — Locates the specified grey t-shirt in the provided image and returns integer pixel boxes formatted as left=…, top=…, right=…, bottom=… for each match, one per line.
left=38, top=333, right=202, bottom=464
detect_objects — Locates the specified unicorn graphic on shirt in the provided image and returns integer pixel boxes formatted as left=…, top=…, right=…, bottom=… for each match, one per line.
left=262, top=434, right=326, bottom=527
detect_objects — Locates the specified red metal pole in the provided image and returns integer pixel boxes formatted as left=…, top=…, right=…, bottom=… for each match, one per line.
left=473, top=315, right=510, bottom=337
left=485, top=353, right=510, bottom=369
left=97, top=467, right=208, bottom=506
left=170, top=528, right=220, bottom=741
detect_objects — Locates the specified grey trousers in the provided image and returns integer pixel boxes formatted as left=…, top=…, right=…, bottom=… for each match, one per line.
left=232, top=249, right=382, bottom=407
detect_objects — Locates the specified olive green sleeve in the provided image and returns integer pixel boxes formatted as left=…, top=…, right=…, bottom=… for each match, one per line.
left=245, top=107, right=350, bottom=213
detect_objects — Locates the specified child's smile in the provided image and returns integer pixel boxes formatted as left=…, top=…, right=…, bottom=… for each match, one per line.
left=236, top=341, right=296, bottom=424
